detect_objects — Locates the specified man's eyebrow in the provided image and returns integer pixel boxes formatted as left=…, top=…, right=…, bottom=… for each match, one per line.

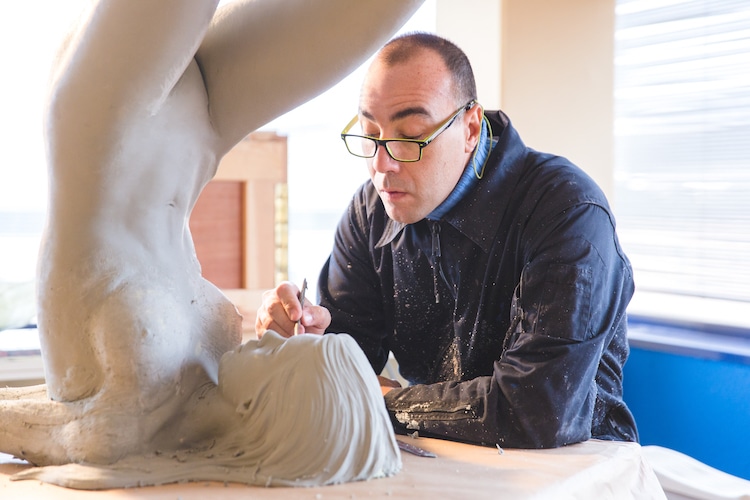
left=359, top=106, right=432, bottom=123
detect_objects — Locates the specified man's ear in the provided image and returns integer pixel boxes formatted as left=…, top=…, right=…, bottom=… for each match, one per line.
left=464, top=103, right=484, bottom=154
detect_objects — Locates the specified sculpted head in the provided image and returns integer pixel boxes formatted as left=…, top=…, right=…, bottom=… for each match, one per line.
left=216, top=330, right=401, bottom=485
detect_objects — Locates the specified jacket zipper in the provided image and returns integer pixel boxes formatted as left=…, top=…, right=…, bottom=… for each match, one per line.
left=430, top=221, right=442, bottom=304
left=430, top=221, right=457, bottom=303
left=392, top=401, right=480, bottom=423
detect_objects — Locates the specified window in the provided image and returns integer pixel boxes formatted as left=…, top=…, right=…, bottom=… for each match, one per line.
left=614, top=0, right=750, bottom=331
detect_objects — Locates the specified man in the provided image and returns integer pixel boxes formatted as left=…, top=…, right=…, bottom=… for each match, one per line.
left=256, top=32, right=638, bottom=449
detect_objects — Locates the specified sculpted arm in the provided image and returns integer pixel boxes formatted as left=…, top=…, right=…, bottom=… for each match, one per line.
left=196, top=0, right=424, bottom=151
left=49, top=1, right=220, bottom=125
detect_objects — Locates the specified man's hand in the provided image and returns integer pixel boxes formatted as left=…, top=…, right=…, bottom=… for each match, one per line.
left=378, top=375, right=402, bottom=396
left=255, top=281, right=331, bottom=338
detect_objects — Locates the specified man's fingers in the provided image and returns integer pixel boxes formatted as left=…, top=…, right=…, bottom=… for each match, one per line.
left=302, top=305, right=331, bottom=334
left=255, top=283, right=298, bottom=337
left=277, top=281, right=304, bottom=322
left=255, top=281, right=330, bottom=336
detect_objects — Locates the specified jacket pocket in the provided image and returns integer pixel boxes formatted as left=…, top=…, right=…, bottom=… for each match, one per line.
left=524, top=262, right=593, bottom=341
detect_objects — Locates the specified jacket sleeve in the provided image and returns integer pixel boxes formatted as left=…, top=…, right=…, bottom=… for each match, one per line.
left=385, top=202, right=634, bottom=448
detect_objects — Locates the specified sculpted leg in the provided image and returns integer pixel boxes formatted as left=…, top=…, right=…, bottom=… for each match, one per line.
left=0, top=278, right=239, bottom=466
left=0, top=384, right=47, bottom=400
left=0, top=398, right=78, bottom=466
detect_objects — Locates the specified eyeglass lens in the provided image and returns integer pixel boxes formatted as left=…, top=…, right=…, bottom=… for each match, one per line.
left=344, top=136, right=421, bottom=161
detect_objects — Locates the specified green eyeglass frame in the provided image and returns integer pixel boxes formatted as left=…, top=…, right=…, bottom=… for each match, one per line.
left=340, top=100, right=476, bottom=162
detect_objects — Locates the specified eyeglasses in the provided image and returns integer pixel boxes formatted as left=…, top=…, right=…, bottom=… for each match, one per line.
left=341, top=100, right=476, bottom=163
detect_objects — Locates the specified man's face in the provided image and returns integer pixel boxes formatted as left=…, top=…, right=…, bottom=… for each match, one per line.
left=358, top=50, right=480, bottom=224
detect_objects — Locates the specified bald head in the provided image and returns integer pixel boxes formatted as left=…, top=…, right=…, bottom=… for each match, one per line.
left=375, top=32, right=477, bottom=105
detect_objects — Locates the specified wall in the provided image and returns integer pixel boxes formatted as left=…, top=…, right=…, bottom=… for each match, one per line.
left=435, top=0, right=502, bottom=110
left=436, top=0, right=615, bottom=200
left=625, top=324, right=750, bottom=480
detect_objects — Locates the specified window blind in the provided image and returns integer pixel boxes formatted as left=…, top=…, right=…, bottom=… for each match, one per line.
left=614, top=0, right=750, bottom=326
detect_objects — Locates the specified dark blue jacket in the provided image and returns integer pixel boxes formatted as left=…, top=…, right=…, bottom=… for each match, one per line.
left=319, top=110, right=638, bottom=448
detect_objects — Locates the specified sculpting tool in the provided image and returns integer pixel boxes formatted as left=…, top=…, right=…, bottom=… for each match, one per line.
left=294, top=278, right=307, bottom=336
left=397, top=439, right=437, bottom=458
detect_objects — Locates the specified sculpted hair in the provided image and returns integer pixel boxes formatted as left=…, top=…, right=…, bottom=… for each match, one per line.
left=379, top=32, right=477, bottom=105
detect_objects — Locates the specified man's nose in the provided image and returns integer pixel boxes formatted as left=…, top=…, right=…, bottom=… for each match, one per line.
left=371, top=145, right=400, bottom=174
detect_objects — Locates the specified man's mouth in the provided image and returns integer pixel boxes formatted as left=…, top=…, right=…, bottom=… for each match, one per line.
left=380, top=188, right=406, bottom=202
